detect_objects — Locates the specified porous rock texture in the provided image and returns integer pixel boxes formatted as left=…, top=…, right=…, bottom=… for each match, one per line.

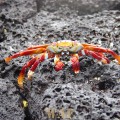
left=45, top=0, right=120, bottom=15
left=0, top=0, right=120, bottom=120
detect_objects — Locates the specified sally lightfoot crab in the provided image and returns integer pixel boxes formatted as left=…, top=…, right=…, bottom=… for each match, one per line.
left=5, top=40, right=120, bottom=88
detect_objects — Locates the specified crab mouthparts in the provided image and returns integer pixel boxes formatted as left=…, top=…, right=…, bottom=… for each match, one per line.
left=60, top=51, right=70, bottom=61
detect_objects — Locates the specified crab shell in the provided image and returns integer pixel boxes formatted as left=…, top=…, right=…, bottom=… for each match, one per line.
left=47, top=40, right=83, bottom=53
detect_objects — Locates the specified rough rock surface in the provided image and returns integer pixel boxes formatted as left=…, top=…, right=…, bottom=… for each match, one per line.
left=45, top=0, right=120, bottom=15
left=0, top=0, right=120, bottom=120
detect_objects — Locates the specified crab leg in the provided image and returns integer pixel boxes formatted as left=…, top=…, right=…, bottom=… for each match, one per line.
left=5, top=48, right=46, bottom=63
left=70, top=54, right=80, bottom=74
left=17, top=57, right=37, bottom=88
left=82, top=44, right=120, bottom=64
left=26, top=44, right=49, bottom=50
left=82, top=43, right=99, bottom=48
left=27, top=52, right=55, bottom=80
left=94, top=52, right=110, bottom=64
left=79, top=49, right=110, bottom=64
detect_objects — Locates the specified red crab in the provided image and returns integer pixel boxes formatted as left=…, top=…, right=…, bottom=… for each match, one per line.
left=5, top=40, right=120, bottom=88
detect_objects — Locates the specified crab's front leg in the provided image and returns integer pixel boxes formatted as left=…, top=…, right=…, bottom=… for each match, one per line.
left=5, top=47, right=47, bottom=63
left=25, top=44, right=49, bottom=50
left=82, top=44, right=120, bottom=64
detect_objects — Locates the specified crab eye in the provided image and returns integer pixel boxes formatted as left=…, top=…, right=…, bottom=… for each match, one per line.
left=61, top=51, right=69, bottom=55
left=66, top=51, right=69, bottom=55
left=61, top=52, right=64, bottom=55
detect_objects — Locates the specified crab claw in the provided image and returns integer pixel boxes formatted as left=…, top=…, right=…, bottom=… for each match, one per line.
left=55, top=61, right=64, bottom=71
left=70, top=55, right=80, bottom=74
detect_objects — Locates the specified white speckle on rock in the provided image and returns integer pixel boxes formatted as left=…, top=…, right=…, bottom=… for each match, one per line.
left=51, top=21, right=69, bottom=30
left=110, top=42, right=113, bottom=48
left=9, top=46, right=14, bottom=51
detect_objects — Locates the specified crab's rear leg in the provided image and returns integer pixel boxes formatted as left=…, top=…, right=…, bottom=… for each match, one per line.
left=18, top=57, right=37, bottom=88
left=27, top=52, right=55, bottom=80
left=82, top=44, right=120, bottom=64
left=79, top=49, right=110, bottom=64
left=18, top=52, right=54, bottom=88
left=5, top=48, right=47, bottom=63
